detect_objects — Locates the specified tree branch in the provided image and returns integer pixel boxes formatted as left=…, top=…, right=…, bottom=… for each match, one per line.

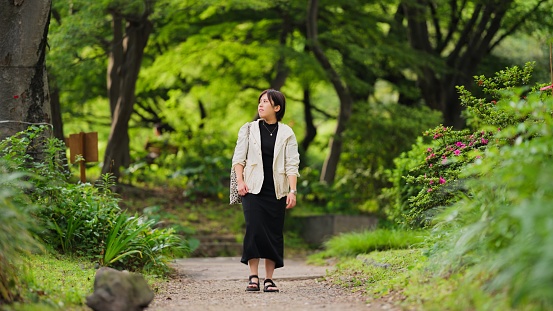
left=490, top=0, right=548, bottom=51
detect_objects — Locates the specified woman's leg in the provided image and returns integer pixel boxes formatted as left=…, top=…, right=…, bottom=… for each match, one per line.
left=264, top=259, right=278, bottom=291
left=247, top=258, right=260, bottom=290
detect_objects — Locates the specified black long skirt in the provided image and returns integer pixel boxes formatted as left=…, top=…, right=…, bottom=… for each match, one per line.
left=240, top=190, right=287, bottom=268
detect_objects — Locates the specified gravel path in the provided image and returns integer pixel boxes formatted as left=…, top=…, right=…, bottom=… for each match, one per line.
left=146, top=257, right=400, bottom=311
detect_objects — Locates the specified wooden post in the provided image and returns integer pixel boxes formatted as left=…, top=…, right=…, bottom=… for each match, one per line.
left=68, top=131, right=98, bottom=183
left=79, top=132, right=86, bottom=183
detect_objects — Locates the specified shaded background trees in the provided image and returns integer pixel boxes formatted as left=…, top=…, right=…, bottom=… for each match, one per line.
left=43, top=0, right=553, bottom=213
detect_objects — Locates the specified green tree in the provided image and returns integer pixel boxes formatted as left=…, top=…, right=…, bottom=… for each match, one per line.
left=393, top=0, right=552, bottom=127
left=307, top=0, right=354, bottom=184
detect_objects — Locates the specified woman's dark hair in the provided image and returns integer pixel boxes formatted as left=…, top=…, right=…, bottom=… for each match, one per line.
left=259, top=89, right=286, bottom=121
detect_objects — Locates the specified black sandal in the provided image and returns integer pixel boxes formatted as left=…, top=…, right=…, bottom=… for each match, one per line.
left=263, top=279, right=279, bottom=292
left=246, top=275, right=260, bottom=292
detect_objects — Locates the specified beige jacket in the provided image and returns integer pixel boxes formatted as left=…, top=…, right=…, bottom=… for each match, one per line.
left=232, top=120, right=300, bottom=199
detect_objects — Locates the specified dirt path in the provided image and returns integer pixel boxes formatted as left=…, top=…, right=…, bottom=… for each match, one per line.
left=146, top=257, right=399, bottom=311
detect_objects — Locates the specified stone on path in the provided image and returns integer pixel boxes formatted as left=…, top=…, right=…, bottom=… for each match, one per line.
left=86, top=267, right=154, bottom=311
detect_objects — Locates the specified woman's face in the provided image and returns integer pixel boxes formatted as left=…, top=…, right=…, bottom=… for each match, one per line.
left=258, top=93, right=279, bottom=121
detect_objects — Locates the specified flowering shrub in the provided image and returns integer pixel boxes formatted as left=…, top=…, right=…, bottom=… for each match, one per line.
left=384, top=62, right=538, bottom=228
left=397, top=126, right=494, bottom=227
left=430, top=84, right=553, bottom=308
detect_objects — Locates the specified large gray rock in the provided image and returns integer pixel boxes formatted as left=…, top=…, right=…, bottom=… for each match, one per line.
left=86, top=267, right=154, bottom=311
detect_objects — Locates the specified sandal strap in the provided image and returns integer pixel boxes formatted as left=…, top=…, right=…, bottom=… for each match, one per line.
left=249, top=275, right=259, bottom=281
left=264, top=279, right=276, bottom=287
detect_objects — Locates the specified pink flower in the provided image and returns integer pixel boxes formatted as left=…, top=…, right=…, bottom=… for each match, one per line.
left=439, top=177, right=446, bottom=184
left=454, top=149, right=461, bottom=156
left=442, top=158, right=447, bottom=164
left=481, top=138, right=488, bottom=144
left=491, top=100, right=497, bottom=105
left=429, top=164, right=433, bottom=168
left=427, top=148, right=432, bottom=152
left=429, top=180, right=434, bottom=185
left=540, top=84, right=553, bottom=91
left=427, top=188, right=433, bottom=192
left=13, top=95, right=19, bottom=99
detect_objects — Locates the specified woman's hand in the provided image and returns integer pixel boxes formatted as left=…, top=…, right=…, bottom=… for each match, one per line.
left=237, top=180, right=249, bottom=196
left=286, top=193, right=296, bottom=209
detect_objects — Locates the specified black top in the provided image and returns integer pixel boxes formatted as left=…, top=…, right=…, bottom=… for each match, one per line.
left=259, top=120, right=278, bottom=193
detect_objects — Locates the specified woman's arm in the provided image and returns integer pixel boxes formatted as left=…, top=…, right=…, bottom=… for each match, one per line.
left=285, top=132, right=300, bottom=209
left=231, top=122, right=250, bottom=168
left=286, top=174, right=297, bottom=209
left=234, top=164, right=248, bottom=196
left=231, top=122, right=251, bottom=197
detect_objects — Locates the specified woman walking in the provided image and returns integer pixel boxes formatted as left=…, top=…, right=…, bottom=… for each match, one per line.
left=231, top=89, right=300, bottom=292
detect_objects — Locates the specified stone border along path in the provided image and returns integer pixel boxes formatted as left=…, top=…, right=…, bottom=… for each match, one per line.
left=146, top=257, right=400, bottom=311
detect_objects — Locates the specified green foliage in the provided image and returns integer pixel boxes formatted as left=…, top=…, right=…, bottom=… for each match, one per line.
left=102, top=211, right=186, bottom=274
left=460, top=62, right=535, bottom=130
left=0, top=126, right=69, bottom=184
left=384, top=63, right=537, bottom=228
left=381, top=138, right=430, bottom=227
left=0, top=126, right=188, bottom=274
left=430, top=88, right=553, bottom=308
left=399, top=125, right=493, bottom=227
left=301, top=102, right=442, bottom=214
left=35, top=177, right=120, bottom=260
left=308, top=229, right=428, bottom=262
left=19, top=253, right=96, bottom=309
left=336, top=102, right=442, bottom=213
left=123, top=128, right=232, bottom=199
left=102, top=213, right=150, bottom=266
left=324, top=249, right=425, bottom=299
left=0, top=168, right=42, bottom=304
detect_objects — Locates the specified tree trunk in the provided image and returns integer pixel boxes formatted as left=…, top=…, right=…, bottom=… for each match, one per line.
left=270, top=11, right=292, bottom=90
left=0, top=0, right=52, bottom=141
left=402, top=0, right=514, bottom=128
left=108, top=13, right=123, bottom=116
left=49, top=83, right=65, bottom=142
left=306, top=0, right=354, bottom=184
left=102, top=13, right=153, bottom=179
left=299, top=88, right=316, bottom=169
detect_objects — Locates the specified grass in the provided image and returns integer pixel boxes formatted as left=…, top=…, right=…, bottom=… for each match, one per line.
left=325, top=249, right=424, bottom=296
left=314, top=229, right=544, bottom=311
left=2, top=253, right=95, bottom=311
left=1, top=252, right=164, bottom=311
left=308, top=228, right=429, bottom=263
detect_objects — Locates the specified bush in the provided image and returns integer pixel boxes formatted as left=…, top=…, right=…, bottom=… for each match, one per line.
left=430, top=87, right=553, bottom=308
left=123, top=128, right=231, bottom=199
left=0, top=167, right=41, bottom=303
left=302, top=102, right=442, bottom=215
left=380, top=137, right=431, bottom=227
left=0, top=126, right=188, bottom=273
left=384, top=63, right=536, bottom=228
